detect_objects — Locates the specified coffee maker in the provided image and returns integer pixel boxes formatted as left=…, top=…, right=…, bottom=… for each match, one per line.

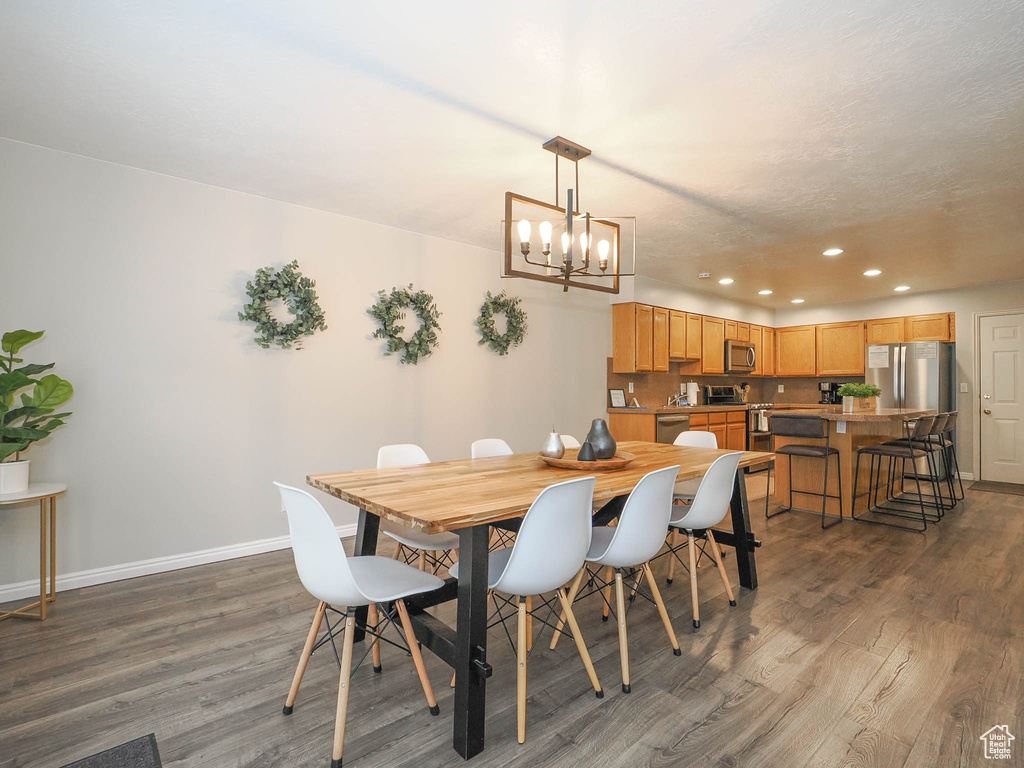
left=819, top=382, right=841, bottom=404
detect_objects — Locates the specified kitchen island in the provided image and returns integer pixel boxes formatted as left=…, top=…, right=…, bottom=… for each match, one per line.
left=768, top=407, right=934, bottom=519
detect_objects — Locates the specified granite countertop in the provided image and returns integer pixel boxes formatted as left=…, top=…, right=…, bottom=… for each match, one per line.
left=768, top=407, right=935, bottom=423
left=608, top=405, right=749, bottom=415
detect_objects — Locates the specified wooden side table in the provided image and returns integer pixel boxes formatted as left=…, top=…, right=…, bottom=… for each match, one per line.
left=0, top=483, right=66, bottom=621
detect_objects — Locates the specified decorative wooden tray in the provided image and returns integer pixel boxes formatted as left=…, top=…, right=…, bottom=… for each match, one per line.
left=539, top=450, right=636, bottom=471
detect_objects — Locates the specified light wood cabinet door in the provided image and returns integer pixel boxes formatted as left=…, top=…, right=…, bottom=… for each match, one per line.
left=635, top=304, right=653, bottom=371
left=737, top=323, right=750, bottom=342
left=762, top=328, right=776, bottom=376
left=726, top=422, right=746, bottom=451
left=710, top=423, right=728, bottom=449
left=686, top=313, right=702, bottom=358
left=776, top=326, right=817, bottom=376
left=669, top=311, right=688, bottom=359
left=724, top=319, right=738, bottom=340
left=653, top=307, right=670, bottom=372
left=749, top=325, right=763, bottom=375
left=866, top=317, right=905, bottom=345
left=906, top=313, right=951, bottom=342
left=701, top=317, right=726, bottom=374
left=816, top=321, right=865, bottom=376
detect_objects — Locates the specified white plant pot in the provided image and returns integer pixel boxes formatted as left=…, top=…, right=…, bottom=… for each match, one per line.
left=0, top=460, right=30, bottom=494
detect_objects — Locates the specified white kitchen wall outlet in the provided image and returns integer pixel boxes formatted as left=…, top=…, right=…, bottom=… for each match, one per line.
left=960, top=382, right=969, bottom=393
left=777, top=384, right=785, bottom=393
left=681, top=383, right=686, bottom=395
left=837, top=420, right=847, bottom=434
left=628, top=382, right=634, bottom=394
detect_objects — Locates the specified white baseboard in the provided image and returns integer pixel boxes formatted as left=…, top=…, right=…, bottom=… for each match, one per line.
left=0, top=523, right=358, bottom=604
left=959, top=472, right=975, bottom=481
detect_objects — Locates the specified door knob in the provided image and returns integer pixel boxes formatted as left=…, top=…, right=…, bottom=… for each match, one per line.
left=984, top=409, right=992, bottom=414
left=984, top=394, right=991, bottom=399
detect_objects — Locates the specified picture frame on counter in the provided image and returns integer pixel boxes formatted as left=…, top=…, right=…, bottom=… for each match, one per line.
left=609, top=388, right=627, bottom=408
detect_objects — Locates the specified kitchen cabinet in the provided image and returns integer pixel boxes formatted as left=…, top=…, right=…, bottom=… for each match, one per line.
left=737, top=322, right=750, bottom=342
left=686, top=313, right=702, bottom=358
left=669, top=311, right=687, bottom=359
left=689, top=410, right=746, bottom=450
left=906, top=313, right=952, bottom=342
left=726, top=421, right=746, bottom=451
left=866, top=317, right=905, bottom=345
left=750, top=325, right=763, bottom=375
left=612, top=303, right=653, bottom=373
left=816, top=321, right=865, bottom=376
left=724, top=319, right=738, bottom=340
left=607, top=412, right=656, bottom=442
left=762, top=328, right=776, bottom=376
left=776, top=325, right=817, bottom=376
left=653, top=307, right=670, bottom=372
left=701, top=316, right=726, bottom=374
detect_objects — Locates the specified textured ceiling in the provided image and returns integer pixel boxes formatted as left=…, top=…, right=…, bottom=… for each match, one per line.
left=2, top=1, right=1023, bottom=307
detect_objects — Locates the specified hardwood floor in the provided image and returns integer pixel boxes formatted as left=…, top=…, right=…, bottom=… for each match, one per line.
left=1, top=481, right=1022, bottom=768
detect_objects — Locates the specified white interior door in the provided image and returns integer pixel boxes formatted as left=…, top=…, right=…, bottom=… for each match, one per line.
left=980, top=313, right=1024, bottom=483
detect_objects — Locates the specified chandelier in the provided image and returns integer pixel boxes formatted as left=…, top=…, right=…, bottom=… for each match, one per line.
left=502, top=137, right=635, bottom=293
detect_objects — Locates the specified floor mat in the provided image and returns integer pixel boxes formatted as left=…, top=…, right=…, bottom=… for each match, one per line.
left=970, top=480, right=1024, bottom=496
left=59, top=735, right=161, bottom=768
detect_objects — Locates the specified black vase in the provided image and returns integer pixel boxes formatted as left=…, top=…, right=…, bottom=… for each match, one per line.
left=586, top=418, right=617, bottom=459
left=577, top=441, right=597, bottom=462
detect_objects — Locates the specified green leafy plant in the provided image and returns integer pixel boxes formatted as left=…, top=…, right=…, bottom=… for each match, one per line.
left=367, top=285, right=442, bottom=365
left=837, top=383, right=882, bottom=398
left=238, top=260, right=328, bottom=349
left=476, top=291, right=527, bottom=356
left=0, top=330, right=74, bottom=462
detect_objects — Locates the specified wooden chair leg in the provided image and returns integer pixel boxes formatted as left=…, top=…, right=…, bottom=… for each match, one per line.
left=391, top=542, right=403, bottom=561
left=283, top=601, right=326, bottom=714
left=367, top=603, right=382, bottom=672
left=667, top=530, right=678, bottom=584
left=395, top=600, right=439, bottom=715
left=614, top=570, right=630, bottom=693
left=550, top=568, right=586, bottom=650
left=706, top=530, right=737, bottom=606
left=687, top=532, right=700, bottom=628
left=331, top=612, right=356, bottom=768
left=601, top=565, right=613, bottom=621
left=517, top=598, right=528, bottom=744
left=555, top=587, right=603, bottom=699
left=643, top=563, right=680, bottom=655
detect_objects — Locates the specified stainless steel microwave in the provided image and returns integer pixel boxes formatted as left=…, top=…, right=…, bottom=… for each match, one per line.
left=725, top=340, right=756, bottom=372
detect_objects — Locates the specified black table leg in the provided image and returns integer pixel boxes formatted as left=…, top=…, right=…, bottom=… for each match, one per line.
left=351, top=508, right=379, bottom=643
left=729, top=469, right=758, bottom=590
left=453, top=524, right=490, bottom=759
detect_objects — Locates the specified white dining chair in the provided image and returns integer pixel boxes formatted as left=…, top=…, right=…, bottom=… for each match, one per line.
left=470, top=438, right=514, bottom=458
left=672, top=430, right=719, bottom=501
left=560, top=434, right=582, bottom=449
left=275, top=482, right=444, bottom=768
left=378, top=444, right=460, bottom=574
left=663, top=452, right=743, bottom=628
left=549, top=466, right=682, bottom=693
left=449, top=476, right=603, bottom=744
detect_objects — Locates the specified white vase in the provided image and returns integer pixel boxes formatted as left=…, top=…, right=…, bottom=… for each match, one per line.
left=0, top=460, right=30, bottom=494
left=842, top=396, right=854, bottom=413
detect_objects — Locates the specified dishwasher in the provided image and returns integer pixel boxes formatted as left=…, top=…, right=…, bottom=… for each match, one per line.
left=656, top=413, right=690, bottom=444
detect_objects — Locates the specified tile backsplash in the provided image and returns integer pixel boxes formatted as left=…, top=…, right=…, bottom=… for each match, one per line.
left=605, top=358, right=862, bottom=407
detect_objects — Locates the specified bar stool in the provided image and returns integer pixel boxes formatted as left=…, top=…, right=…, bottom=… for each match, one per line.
left=378, top=444, right=460, bottom=574
left=765, top=413, right=843, bottom=529
left=884, top=412, right=963, bottom=506
left=275, top=483, right=444, bottom=768
left=852, top=416, right=941, bottom=533
left=881, top=413, right=955, bottom=514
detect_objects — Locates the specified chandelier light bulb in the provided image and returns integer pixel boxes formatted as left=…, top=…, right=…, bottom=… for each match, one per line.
left=561, top=232, right=570, bottom=264
left=598, top=239, right=610, bottom=271
left=539, top=220, right=552, bottom=246
left=517, top=219, right=531, bottom=255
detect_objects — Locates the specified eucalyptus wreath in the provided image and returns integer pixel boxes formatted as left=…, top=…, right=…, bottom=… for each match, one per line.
left=477, top=291, right=528, bottom=356
left=367, top=284, right=442, bottom=365
left=238, top=260, right=327, bottom=349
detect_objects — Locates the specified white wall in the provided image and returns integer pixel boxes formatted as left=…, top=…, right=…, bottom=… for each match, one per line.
left=619, top=276, right=775, bottom=326
left=0, top=139, right=611, bottom=596
left=775, top=280, right=1024, bottom=475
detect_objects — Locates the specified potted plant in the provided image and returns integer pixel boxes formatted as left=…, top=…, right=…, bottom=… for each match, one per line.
left=0, top=330, right=73, bottom=494
left=837, top=383, right=882, bottom=414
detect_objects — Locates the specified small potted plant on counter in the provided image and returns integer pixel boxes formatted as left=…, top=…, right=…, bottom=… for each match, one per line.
left=837, top=383, right=882, bottom=414
left=0, top=330, right=73, bottom=494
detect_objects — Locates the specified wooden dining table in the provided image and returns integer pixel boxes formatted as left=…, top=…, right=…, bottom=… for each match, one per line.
left=308, top=440, right=773, bottom=760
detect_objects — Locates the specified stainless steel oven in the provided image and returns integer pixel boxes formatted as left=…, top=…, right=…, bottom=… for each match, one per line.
left=656, top=413, right=690, bottom=444
left=725, top=340, right=756, bottom=372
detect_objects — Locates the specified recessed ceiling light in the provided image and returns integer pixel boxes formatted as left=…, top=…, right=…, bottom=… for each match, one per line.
left=791, top=298, right=805, bottom=304
left=758, top=289, right=773, bottom=295
left=894, top=285, right=911, bottom=292
left=822, top=248, right=844, bottom=257
left=863, top=269, right=882, bottom=276
left=719, top=278, right=734, bottom=285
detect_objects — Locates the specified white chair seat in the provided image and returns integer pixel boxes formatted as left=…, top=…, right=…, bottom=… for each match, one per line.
left=673, top=478, right=702, bottom=500
left=383, top=528, right=460, bottom=551
left=448, top=547, right=513, bottom=589
left=585, top=526, right=617, bottom=564
left=348, top=556, right=445, bottom=604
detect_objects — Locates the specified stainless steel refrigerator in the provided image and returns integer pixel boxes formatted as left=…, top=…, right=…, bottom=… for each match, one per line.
left=864, top=341, right=955, bottom=412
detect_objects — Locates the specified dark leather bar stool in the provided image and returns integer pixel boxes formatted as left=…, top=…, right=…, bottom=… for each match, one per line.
left=881, top=412, right=957, bottom=513
left=852, top=416, right=941, bottom=532
left=765, top=413, right=842, bottom=529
